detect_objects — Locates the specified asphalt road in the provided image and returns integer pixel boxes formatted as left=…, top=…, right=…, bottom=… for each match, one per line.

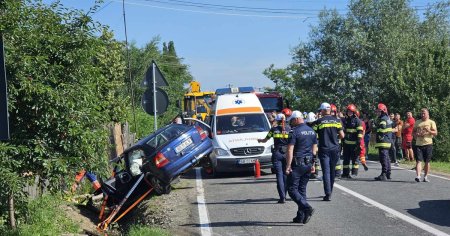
left=183, top=161, right=450, bottom=236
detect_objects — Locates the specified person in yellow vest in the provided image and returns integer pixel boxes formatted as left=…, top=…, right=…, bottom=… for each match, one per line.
left=413, top=108, right=437, bottom=182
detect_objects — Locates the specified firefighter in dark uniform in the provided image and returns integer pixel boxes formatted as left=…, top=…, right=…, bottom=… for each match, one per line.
left=285, top=110, right=317, bottom=224
left=330, top=104, right=343, bottom=179
left=342, top=104, right=364, bottom=178
left=374, top=103, right=393, bottom=181
left=314, top=103, right=345, bottom=201
left=258, top=113, right=290, bottom=203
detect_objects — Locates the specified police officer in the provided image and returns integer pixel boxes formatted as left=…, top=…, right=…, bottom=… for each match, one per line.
left=285, top=110, right=317, bottom=224
left=314, top=103, right=345, bottom=201
left=258, top=113, right=290, bottom=203
left=342, top=104, right=364, bottom=178
left=374, top=103, right=393, bottom=181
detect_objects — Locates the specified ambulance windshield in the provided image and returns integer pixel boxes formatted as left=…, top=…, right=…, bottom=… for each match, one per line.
left=215, top=114, right=270, bottom=135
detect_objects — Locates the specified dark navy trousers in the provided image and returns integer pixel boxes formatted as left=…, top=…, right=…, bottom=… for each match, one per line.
left=379, top=148, right=391, bottom=174
left=287, top=162, right=312, bottom=220
left=272, top=151, right=287, bottom=200
left=319, top=148, right=340, bottom=196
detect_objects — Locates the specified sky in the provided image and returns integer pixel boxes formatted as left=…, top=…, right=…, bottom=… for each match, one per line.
left=44, top=0, right=439, bottom=91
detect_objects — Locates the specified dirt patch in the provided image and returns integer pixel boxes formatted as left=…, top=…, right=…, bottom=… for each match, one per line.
left=64, top=171, right=200, bottom=236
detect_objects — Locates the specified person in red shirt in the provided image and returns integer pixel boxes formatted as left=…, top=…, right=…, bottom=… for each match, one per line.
left=402, top=111, right=415, bottom=161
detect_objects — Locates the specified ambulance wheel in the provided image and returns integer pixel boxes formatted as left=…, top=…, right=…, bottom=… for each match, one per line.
left=212, top=167, right=222, bottom=178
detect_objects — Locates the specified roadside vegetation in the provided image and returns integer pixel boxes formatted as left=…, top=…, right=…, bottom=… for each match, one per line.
left=0, top=0, right=191, bottom=234
left=0, top=0, right=449, bottom=235
left=265, top=0, right=450, bottom=162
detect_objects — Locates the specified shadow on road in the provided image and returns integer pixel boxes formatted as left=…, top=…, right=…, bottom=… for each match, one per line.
left=407, top=200, right=450, bottom=227
left=339, top=178, right=414, bottom=183
left=212, top=180, right=276, bottom=185
left=182, top=220, right=302, bottom=228
left=193, top=197, right=280, bottom=205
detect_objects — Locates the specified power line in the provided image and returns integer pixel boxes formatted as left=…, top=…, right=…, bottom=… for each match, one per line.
left=138, top=0, right=348, bottom=14
left=113, top=0, right=317, bottom=19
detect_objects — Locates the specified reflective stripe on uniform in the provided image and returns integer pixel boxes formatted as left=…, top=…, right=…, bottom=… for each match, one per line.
left=357, top=134, right=363, bottom=138
left=377, top=128, right=392, bottom=133
left=318, top=123, right=342, bottom=129
left=273, top=133, right=289, bottom=138
left=344, top=140, right=357, bottom=145
left=343, top=165, right=351, bottom=168
left=375, top=142, right=391, bottom=148
left=352, top=164, right=359, bottom=169
left=335, top=165, right=342, bottom=170
left=380, top=121, right=386, bottom=125
left=356, top=126, right=363, bottom=131
left=346, top=128, right=357, bottom=133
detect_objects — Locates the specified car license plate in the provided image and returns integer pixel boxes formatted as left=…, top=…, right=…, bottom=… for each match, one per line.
left=237, top=158, right=256, bottom=164
left=175, top=138, right=193, bottom=153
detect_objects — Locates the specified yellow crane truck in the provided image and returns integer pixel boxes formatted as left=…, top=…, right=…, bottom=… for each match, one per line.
left=183, top=81, right=215, bottom=122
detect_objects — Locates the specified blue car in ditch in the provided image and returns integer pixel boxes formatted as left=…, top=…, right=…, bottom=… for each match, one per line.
left=100, top=119, right=213, bottom=201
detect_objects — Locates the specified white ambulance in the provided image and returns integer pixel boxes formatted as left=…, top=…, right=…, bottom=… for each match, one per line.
left=209, top=87, right=273, bottom=175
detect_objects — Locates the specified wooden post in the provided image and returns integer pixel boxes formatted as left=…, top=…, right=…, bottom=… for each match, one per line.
left=113, top=123, right=124, bottom=157
left=8, top=193, right=16, bottom=229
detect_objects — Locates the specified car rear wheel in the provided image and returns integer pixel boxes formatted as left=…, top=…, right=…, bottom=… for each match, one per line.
left=149, top=176, right=172, bottom=195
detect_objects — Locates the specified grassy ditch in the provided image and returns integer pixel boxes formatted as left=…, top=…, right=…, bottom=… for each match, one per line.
left=367, top=145, right=450, bottom=175
left=1, top=195, right=79, bottom=236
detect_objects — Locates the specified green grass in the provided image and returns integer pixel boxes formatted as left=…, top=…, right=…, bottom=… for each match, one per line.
left=1, top=195, right=80, bottom=236
left=127, top=225, right=170, bottom=236
left=367, top=145, right=450, bottom=175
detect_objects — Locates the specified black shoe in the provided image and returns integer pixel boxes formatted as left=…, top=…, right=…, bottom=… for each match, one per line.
left=278, top=199, right=286, bottom=204
left=363, top=164, right=369, bottom=171
left=341, top=174, right=353, bottom=179
left=293, top=217, right=303, bottom=223
left=386, top=173, right=391, bottom=180
left=303, top=208, right=315, bottom=224
left=415, top=177, right=420, bottom=182
left=323, top=195, right=331, bottom=201
left=374, top=174, right=387, bottom=181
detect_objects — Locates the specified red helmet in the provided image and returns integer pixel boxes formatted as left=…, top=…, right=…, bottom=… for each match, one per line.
left=377, top=103, right=388, bottom=113
left=282, top=108, right=292, bottom=117
left=355, top=110, right=360, bottom=118
left=330, top=104, right=337, bottom=112
left=346, top=104, right=357, bottom=112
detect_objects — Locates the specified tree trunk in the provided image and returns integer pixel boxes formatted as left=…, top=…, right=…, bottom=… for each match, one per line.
left=8, top=192, right=16, bottom=229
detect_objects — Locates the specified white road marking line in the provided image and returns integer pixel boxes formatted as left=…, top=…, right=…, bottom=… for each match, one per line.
left=196, top=168, right=212, bottom=236
left=334, top=183, right=450, bottom=236
left=367, top=160, right=450, bottom=181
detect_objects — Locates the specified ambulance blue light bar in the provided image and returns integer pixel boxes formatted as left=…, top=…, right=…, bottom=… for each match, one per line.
left=215, top=86, right=255, bottom=95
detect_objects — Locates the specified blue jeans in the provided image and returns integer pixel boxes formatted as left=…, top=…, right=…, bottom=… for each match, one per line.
left=272, top=151, right=287, bottom=200
left=287, top=161, right=312, bottom=220
left=319, top=148, right=340, bottom=196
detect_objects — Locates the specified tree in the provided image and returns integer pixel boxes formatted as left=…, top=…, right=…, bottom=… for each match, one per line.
left=265, top=0, right=450, bottom=160
left=0, top=0, right=127, bottom=227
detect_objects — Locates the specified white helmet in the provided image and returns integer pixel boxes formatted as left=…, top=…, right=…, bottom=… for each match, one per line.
left=305, top=112, right=317, bottom=123
left=275, top=113, right=285, bottom=121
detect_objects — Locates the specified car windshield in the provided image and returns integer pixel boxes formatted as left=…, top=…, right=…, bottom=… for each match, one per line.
left=146, top=125, right=190, bottom=149
left=216, top=114, right=270, bottom=135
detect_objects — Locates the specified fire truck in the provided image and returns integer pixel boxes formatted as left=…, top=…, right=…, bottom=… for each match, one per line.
left=255, top=91, right=287, bottom=114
